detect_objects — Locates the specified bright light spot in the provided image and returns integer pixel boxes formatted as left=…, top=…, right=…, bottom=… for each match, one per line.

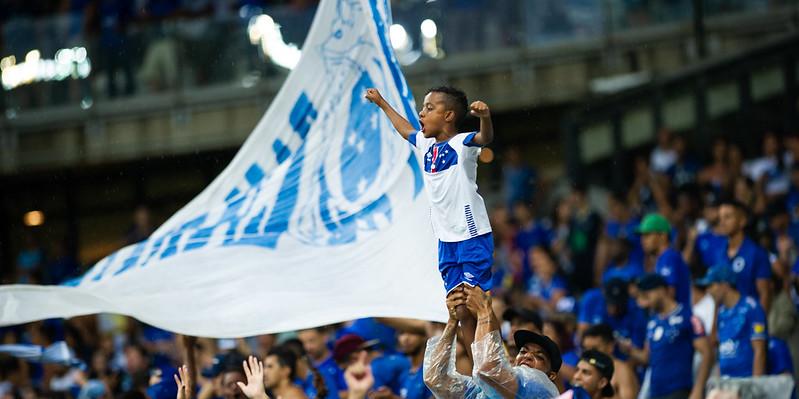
left=23, top=211, right=45, bottom=227
left=1, top=47, right=91, bottom=90
left=74, top=47, right=87, bottom=63
left=421, top=19, right=437, bottom=38
left=80, top=97, right=93, bottom=109
left=247, top=14, right=301, bottom=69
left=390, top=24, right=409, bottom=51
left=479, top=148, right=495, bottom=163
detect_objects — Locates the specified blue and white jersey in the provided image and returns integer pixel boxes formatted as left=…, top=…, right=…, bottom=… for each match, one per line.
left=695, top=231, right=725, bottom=269
left=712, top=237, right=772, bottom=301
left=647, top=303, right=705, bottom=398
left=655, top=247, right=692, bottom=308
left=408, top=132, right=491, bottom=242
left=718, top=296, right=767, bottom=378
left=398, top=366, right=432, bottom=399
left=768, top=337, right=794, bottom=375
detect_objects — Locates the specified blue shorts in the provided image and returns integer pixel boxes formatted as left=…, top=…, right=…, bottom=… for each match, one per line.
left=439, top=232, right=494, bottom=293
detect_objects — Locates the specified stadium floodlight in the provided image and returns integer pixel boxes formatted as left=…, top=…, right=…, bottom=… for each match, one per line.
left=390, top=24, right=410, bottom=51
left=420, top=19, right=437, bottom=39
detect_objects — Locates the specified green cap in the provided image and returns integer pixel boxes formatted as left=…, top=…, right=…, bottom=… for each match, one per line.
left=636, top=213, right=671, bottom=234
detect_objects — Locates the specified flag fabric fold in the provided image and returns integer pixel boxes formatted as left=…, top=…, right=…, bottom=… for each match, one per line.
left=0, top=0, right=447, bottom=337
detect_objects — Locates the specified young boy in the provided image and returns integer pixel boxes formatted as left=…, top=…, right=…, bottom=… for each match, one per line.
left=365, top=86, right=494, bottom=354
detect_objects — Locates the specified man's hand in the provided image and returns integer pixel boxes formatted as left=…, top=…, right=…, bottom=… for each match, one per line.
left=463, top=285, right=492, bottom=317
left=616, top=336, right=634, bottom=355
left=236, top=356, right=270, bottom=399
left=345, top=352, right=374, bottom=399
left=173, top=365, right=190, bottom=399
left=365, top=88, right=385, bottom=106
left=469, top=101, right=490, bottom=118
left=445, top=287, right=466, bottom=321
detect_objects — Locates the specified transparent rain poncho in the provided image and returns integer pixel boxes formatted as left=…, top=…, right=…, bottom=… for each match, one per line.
left=422, top=334, right=482, bottom=399
left=423, top=330, right=559, bottom=399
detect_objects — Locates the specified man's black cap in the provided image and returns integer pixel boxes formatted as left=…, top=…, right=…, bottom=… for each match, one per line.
left=580, top=349, right=615, bottom=397
left=603, top=278, right=629, bottom=306
left=513, top=330, right=562, bottom=373
left=636, top=273, right=668, bottom=292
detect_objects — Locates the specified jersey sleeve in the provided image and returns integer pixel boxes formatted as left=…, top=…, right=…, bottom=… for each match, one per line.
left=656, top=255, right=678, bottom=288
left=750, top=304, right=768, bottom=341
left=462, top=131, right=482, bottom=147
left=755, top=247, right=772, bottom=280
left=768, top=339, right=794, bottom=374
left=690, top=314, right=706, bottom=340
left=552, top=276, right=568, bottom=292
left=577, top=289, right=602, bottom=324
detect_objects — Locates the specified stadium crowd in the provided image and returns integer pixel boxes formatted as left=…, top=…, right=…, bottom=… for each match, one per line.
left=4, top=129, right=799, bottom=399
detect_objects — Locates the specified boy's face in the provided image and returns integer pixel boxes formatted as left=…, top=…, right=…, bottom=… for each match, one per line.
left=419, top=91, right=454, bottom=138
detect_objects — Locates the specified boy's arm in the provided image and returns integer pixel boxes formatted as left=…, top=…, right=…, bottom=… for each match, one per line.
left=468, top=101, right=493, bottom=146
left=365, top=88, right=416, bottom=141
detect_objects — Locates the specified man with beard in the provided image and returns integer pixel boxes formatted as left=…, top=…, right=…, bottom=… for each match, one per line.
left=298, top=327, right=342, bottom=399
left=394, top=330, right=433, bottom=399
left=637, top=214, right=692, bottom=307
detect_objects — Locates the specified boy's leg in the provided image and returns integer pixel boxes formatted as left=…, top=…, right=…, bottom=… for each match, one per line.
left=457, top=232, right=495, bottom=361
left=456, top=298, right=477, bottom=361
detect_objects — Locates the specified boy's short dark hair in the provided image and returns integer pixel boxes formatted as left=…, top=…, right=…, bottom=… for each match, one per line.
left=268, top=345, right=299, bottom=381
left=718, top=199, right=748, bottom=215
left=583, top=323, right=616, bottom=344
left=427, top=86, right=468, bottom=128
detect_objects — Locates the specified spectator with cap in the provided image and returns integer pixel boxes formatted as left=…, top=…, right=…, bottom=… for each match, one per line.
left=423, top=288, right=560, bottom=398
left=502, top=307, right=544, bottom=357
left=638, top=213, right=692, bottom=308
left=567, top=349, right=616, bottom=399
left=621, top=274, right=713, bottom=399
left=713, top=199, right=773, bottom=313
left=699, top=264, right=768, bottom=378
left=466, top=285, right=560, bottom=397
left=580, top=324, right=638, bottom=399
left=218, top=352, right=248, bottom=399
left=198, top=352, right=229, bottom=399
left=577, top=279, right=647, bottom=355
left=297, top=327, right=342, bottom=399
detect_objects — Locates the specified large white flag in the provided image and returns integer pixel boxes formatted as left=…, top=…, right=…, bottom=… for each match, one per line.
left=0, top=0, right=447, bottom=337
